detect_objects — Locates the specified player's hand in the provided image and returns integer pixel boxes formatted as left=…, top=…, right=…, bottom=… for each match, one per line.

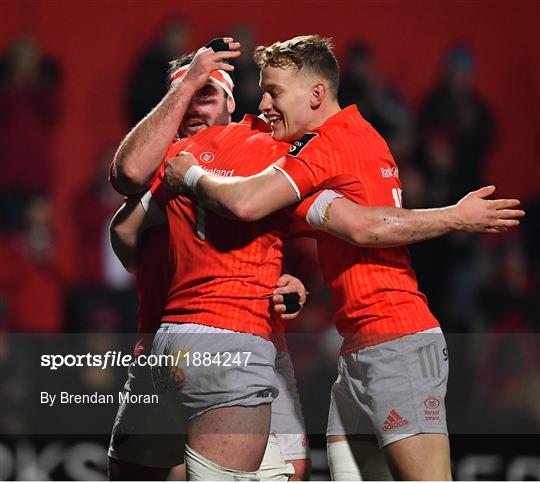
left=181, top=37, right=241, bottom=91
left=164, top=151, right=197, bottom=193
left=272, top=274, right=308, bottom=320
left=453, top=185, right=525, bottom=233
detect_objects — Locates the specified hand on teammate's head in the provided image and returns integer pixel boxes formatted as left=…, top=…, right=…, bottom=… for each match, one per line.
left=181, top=38, right=241, bottom=92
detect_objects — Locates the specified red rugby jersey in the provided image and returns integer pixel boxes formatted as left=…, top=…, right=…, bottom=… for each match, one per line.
left=278, top=105, right=440, bottom=353
left=151, top=115, right=306, bottom=336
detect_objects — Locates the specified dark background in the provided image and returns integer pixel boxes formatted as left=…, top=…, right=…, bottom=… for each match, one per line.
left=0, top=0, right=539, bottom=480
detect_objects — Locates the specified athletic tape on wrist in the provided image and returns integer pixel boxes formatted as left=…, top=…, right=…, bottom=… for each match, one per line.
left=184, top=165, right=206, bottom=193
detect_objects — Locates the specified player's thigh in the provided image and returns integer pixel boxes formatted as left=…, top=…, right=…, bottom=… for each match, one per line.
left=188, top=404, right=271, bottom=472
left=152, top=323, right=277, bottom=471
left=384, top=433, right=451, bottom=480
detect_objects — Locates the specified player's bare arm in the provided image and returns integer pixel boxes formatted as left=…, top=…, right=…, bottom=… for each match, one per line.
left=112, top=39, right=240, bottom=195
left=165, top=152, right=298, bottom=221
left=319, top=185, right=524, bottom=247
left=109, top=194, right=166, bottom=272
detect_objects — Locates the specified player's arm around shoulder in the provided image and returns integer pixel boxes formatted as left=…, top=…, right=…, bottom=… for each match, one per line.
left=109, top=192, right=167, bottom=272
left=165, top=152, right=300, bottom=221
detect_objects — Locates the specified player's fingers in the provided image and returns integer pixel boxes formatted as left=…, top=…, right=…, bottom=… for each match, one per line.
left=473, top=185, right=496, bottom=198
left=216, top=62, right=235, bottom=72
left=496, top=209, right=525, bottom=219
left=281, top=312, right=300, bottom=320
left=284, top=301, right=301, bottom=313
left=275, top=274, right=294, bottom=289
left=281, top=293, right=301, bottom=303
left=164, top=160, right=174, bottom=173
left=491, top=199, right=521, bottom=209
left=274, top=284, right=302, bottom=295
left=226, top=41, right=241, bottom=51
left=494, top=218, right=520, bottom=227
left=273, top=304, right=286, bottom=313
left=274, top=287, right=289, bottom=295
left=273, top=294, right=284, bottom=304
left=222, top=37, right=234, bottom=43
left=213, top=49, right=242, bottom=60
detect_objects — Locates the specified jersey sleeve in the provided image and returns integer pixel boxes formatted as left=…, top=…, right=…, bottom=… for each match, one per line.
left=272, top=133, right=323, bottom=199
left=290, top=174, right=367, bottom=230
left=273, top=131, right=349, bottom=200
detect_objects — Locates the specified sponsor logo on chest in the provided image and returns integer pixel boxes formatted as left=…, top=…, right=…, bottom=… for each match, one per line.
left=380, top=167, right=399, bottom=178
left=196, top=152, right=235, bottom=176
left=201, top=166, right=234, bottom=177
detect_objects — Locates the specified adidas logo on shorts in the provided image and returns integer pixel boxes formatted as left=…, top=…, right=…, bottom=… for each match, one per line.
left=383, top=409, right=409, bottom=432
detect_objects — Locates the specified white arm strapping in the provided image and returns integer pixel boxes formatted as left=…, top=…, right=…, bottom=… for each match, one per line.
left=306, top=189, right=344, bottom=229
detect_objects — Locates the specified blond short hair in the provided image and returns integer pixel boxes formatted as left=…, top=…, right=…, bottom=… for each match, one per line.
left=253, top=35, right=339, bottom=97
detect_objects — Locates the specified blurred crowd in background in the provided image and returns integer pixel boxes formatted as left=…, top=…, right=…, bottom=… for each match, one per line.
left=0, top=20, right=539, bottom=437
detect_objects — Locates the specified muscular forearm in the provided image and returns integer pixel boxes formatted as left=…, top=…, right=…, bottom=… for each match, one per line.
left=194, top=166, right=298, bottom=221
left=112, top=80, right=197, bottom=195
left=196, top=174, right=260, bottom=220
left=327, top=200, right=462, bottom=248
left=322, top=185, right=523, bottom=247
left=361, top=206, right=461, bottom=246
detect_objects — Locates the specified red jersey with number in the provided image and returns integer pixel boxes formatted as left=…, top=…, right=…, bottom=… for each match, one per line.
left=278, top=105, right=440, bottom=353
left=151, top=115, right=306, bottom=336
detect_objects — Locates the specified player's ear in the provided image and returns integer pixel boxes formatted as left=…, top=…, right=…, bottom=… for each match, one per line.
left=227, top=95, right=236, bottom=115
left=310, top=83, right=326, bottom=109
